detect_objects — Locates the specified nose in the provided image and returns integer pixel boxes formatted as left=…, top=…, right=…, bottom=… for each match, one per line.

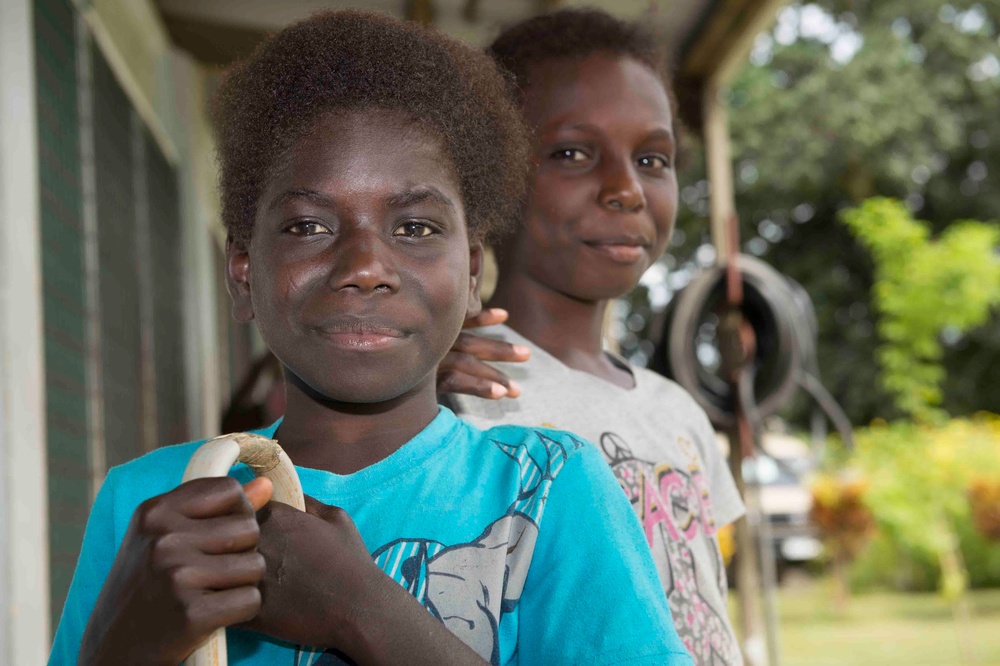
left=326, top=227, right=401, bottom=294
left=598, top=157, right=646, bottom=213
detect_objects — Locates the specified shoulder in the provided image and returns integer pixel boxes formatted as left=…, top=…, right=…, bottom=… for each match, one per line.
left=631, top=365, right=731, bottom=463
left=463, top=420, right=593, bottom=471
left=633, top=365, right=705, bottom=411
left=107, top=439, right=203, bottom=484
left=84, top=438, right=215, bottom=546
left=459, top=420, right=614, bottom=495
left=99, top=438, right=214, bottom=517
left=466, top=423, right=625, bottom=529
left=634, top=367, right=718, bottom=434
left=632, top=367, right=746, bottom=523
left=106, top=423, right=278, bottom=492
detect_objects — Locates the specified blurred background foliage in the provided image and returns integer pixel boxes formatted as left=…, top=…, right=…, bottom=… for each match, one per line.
left=841, top=415, right=1000, bottom=594
left=842, top=198, right=1000, bottom=421
left=626, top=0, right=1000, bottom=427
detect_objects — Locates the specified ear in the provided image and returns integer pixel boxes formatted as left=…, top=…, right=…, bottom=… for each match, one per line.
left=226, top=236, right=254, bottom=323
left=466, top=240, right=484, bottom=319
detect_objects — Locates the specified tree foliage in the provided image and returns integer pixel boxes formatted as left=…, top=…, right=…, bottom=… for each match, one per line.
left=841, top=415, right=1000, bottom=595
left=841, top=198, right=1000, bottom=420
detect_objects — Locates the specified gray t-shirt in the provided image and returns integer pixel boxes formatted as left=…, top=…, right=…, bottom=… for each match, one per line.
left=447, top=324, right=745, bottom=666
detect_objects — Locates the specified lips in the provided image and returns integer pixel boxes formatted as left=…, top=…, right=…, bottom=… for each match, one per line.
left=310, top=317, right=410, bottom=350
left=582, top=235, right=650, bottom=264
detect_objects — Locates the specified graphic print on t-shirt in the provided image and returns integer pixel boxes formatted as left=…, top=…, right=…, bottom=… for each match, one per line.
left=296, top=430, right=585, bottom=666
left=600, top=431, right=741, bottom=666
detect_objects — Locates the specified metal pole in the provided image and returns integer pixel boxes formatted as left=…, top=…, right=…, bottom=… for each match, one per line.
left=705, top=79, right=783, bottom=665
left=718, top=275, right=770, bottom=666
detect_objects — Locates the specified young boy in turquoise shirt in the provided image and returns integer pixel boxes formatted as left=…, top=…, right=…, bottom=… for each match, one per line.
left=49, top=10, right=693, bottom=666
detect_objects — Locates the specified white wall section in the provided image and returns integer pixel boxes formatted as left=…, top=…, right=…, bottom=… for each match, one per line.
left=0, top=0, right=52, bottom=659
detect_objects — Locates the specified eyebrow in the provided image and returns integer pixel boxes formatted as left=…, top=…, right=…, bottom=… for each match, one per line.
left=386, top=185, right=456, bottom=212
left=644, top=128, right=675, bottom=144
left=540, top=121, right=675, bottom=147
left=267, top=185, right=456, bottom=213
left=268, top=188, right=336, bottom=212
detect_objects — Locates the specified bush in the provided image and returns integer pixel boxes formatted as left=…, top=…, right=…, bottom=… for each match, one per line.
left=841, top=198, right=1000, bottom=421
left=830, top=414, right=1000, bottom=594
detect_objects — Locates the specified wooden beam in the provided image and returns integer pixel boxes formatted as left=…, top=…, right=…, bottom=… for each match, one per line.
left=684, top=0, right=749, bottom=77
left=674, top=0, right=786, bottom=135
left=712, top=0, right=787, bottom=88
left=703, top=79, right=735, bottom=265
left=462, top=0, right=479, bottom=23
left=404, top=0, right=435, bottom=26
left=160, top=13, right=268, bottom=67
left=682, top=0, right=787, bottom=86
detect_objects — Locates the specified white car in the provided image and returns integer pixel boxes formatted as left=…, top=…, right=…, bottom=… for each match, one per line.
left=718, top=431, right=824, bottom=574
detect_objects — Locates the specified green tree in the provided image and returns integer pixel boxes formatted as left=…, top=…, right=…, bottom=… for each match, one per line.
left=841, top=198, right=1000, bottom=420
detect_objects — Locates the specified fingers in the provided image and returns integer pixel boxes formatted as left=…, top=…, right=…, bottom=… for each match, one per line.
left=443, top=312, right=531, bottom=400
left=186, top=586, right=263, bottom=637
left=138, top=478, right=267, bottom=559
left=438, top=351, right=522, bottom=399
left=172, top=552, right=267, bottom=591
left=171, top=477, right=256, bottom=520
left=110, top=477, right=270, bottom=659
left=451, top=331, right=531, bottom=364
left=302, top=495, right=351, bottom=525
left=243, top=477, right=273, bottom=511
left=184, top=513, right=262, bottom=555
left=154, top=475, right=270, bottom=523
left=462, top=307, right=508, bottom=329
left=438, top=368, right=513, bottom=399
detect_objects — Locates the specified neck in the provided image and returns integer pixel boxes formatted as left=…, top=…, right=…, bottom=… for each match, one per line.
left=273, top=376, right=440, bottom=475
left=489, top=270, right=608, bottom=366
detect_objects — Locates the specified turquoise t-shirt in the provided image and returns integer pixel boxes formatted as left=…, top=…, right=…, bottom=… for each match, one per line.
left=49, top=408, right=693, bottom=665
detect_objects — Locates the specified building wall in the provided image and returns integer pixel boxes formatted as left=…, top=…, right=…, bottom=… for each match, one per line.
left=1, top=0, right=225, bottom=654
left=0, top=0, right=49, bottom=661
left=34, top=0, right=88, bottom=628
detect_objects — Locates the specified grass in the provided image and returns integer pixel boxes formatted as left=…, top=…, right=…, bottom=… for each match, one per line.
left=732, top=579, right=1000, bottom=665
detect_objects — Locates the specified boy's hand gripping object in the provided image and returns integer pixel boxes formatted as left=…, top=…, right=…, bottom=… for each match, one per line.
left=180, top=433, right=305, bottom=666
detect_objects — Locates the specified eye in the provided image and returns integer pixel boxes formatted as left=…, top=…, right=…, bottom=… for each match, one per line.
left=286, top=220, right=331, bottom=236
left=551, top=148, right=590, bottom=163
left=637, top=154, right=672, bottom=170
left=393, top=221, right=436, bottom=238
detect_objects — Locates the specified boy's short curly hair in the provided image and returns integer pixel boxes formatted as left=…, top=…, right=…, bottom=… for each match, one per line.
left=488, top=9, right=677, bottom=119
left=213, top=10, right=530, bottom=245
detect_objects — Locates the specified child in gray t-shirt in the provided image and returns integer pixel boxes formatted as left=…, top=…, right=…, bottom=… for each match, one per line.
left=447, top=326, right=744, bottom=665
left=438, top=9, right=745, bottom=666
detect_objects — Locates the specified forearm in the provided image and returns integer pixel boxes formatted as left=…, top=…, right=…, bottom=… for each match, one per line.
left=342, top=571, right=488, bottom=666
left=80, top=639, right=172, bottom=666
left=79, top=587, right=185, bottom=666
left=79, top=614, right=175, bottom=666
left=78, top=566, right=166, bottom=666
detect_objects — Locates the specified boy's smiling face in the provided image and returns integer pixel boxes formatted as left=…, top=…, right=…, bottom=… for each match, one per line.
left=510, top=54, right=677, bottom=301
left=227, top=110, right=480, bottom=404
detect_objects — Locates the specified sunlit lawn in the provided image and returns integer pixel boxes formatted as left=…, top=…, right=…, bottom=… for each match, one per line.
left=732, top=579, right=1000, bottom=665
